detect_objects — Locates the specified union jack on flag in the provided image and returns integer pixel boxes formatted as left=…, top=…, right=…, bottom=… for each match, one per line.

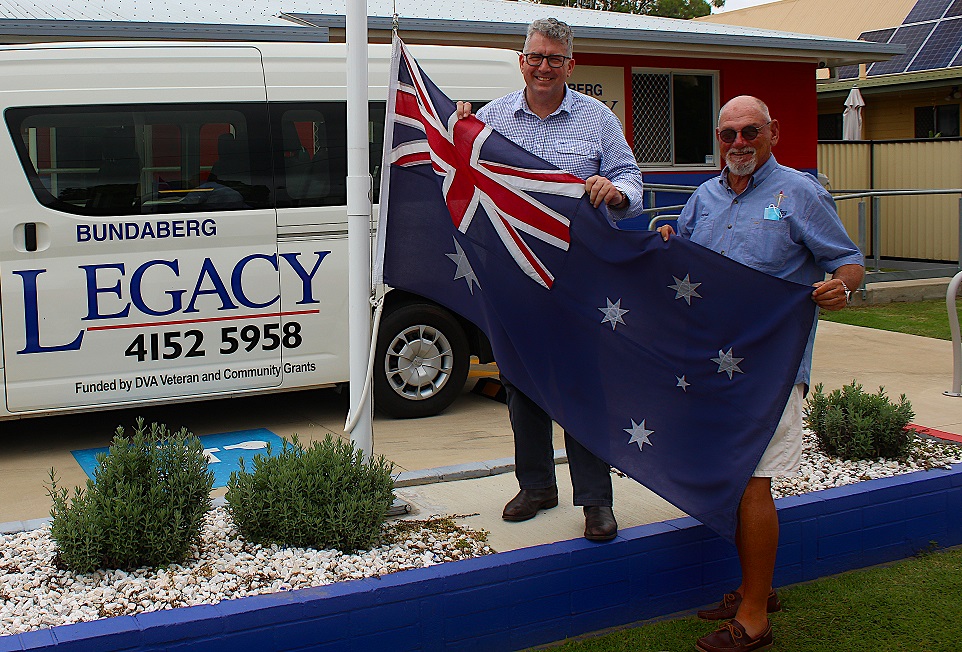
left=375, top=37, right=817, bottom=542
left=383, top=41, right=585, bottom=289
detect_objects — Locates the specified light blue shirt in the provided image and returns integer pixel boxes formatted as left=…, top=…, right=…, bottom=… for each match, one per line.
left=477, top=88, right=644, bottom=221
left=676, top=155, right=864, bottom=386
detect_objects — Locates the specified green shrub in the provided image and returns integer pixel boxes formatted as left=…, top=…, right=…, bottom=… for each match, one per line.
left=225, top=434, right=394, bottom=552
left=47, top=418, right=213, bottom=573
left=803, top=380, right=917, bottom=461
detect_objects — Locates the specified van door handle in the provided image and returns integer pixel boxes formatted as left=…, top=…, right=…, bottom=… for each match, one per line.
left=24, top=222, right=37, bottom=252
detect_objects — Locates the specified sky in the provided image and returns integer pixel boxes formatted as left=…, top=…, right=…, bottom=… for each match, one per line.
left=712, top=0, right=779, bottom=13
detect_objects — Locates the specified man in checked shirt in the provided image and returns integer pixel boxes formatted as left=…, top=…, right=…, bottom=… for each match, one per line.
left=457, top=17, right=644, bottom=542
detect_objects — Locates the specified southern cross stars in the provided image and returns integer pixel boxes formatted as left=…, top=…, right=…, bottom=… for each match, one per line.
left=625, top=419, right=654, bottom=451
left=676, top=375, right=690, bottom=391
left=669, top=274, right=702, bottom=305
left=445, top=237, right=480, bottom=294
left=712, top=348, right=744, bottom=380
left=599, top=298, right=628, bottom=330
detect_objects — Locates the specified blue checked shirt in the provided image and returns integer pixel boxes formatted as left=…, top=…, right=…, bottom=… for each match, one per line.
left=676, top=155, right=864, bottom=386
left=477, top=88, right=644, bottom=221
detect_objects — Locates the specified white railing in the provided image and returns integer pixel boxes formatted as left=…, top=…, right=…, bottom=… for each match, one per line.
left=946, top=271, right=962, bottom=398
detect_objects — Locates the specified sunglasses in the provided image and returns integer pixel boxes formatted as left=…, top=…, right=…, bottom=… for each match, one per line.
left=718, top=121, right=771, bottom=144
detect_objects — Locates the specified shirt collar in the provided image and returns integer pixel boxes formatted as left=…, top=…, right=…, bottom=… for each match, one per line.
left=718, top=154, right=778, bottom=192
left=513, top=86, right=572, bottom=119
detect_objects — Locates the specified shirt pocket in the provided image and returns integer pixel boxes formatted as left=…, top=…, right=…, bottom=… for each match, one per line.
left=688, top=209, right=715, bottom=247
left=744, top=217, right=793, bottom=275
left=552, top=139, right=600, bottom=175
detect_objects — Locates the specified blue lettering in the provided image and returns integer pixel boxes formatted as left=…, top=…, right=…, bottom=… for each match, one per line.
left=77, top=225, right=91, bottom=242
left=124, top=223, right=138, bottom=239
left=279, top=252, right=329, bottom=305
left=80, top=263, right=130, bottom=320
left=141, top=221, right=155, bottom=238
left=184, top=258, right=238, bottom=313
left=186, top=220, right=200, bottom=237
left=109, top=223, right=124, bottom=240
left=156, top=221, right=170, bottom=238
left=231, top=254, right=280, bottom=309
left=201, top=219, right=216, bottom=236
left=173, top=221, right=185, bottom=237
left=130, top=259, right=185, bottom=316
left=13, top=269, right=84, bottom=354
left=92, top=224, right=107, bottom=242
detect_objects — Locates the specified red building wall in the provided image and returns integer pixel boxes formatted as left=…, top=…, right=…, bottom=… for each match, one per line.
left=575, top=52, right=818, bottom=175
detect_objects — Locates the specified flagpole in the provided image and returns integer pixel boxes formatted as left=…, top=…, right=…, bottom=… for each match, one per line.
left=345, top=0, right=374, bottom=458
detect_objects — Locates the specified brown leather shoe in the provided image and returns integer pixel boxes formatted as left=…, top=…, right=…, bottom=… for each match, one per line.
left=502, top=487, right=558, bottom=521
left=583, top=506, right=617, bottom=541
left=697, top=590, right=781, bottom=621
left=696, top=619, right=773, bottom=652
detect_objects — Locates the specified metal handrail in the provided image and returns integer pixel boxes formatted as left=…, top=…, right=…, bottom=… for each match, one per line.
left=946, top=271, right=962, bottom=398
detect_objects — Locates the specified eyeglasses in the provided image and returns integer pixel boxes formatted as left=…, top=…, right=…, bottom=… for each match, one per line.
left=718, top=121, right=771, bottom=144
left=520, top=52, right=571, bottom=68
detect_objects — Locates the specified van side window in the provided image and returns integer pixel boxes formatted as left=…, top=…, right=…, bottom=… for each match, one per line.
left=272, top=103, right=347, bottom=208
left=6, top=103, right=272, bottom=216
left=272, top=101, right=388, bottom=208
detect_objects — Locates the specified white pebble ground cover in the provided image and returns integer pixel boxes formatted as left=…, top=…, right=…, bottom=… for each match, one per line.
left=1, top=433, right=959, bottom=638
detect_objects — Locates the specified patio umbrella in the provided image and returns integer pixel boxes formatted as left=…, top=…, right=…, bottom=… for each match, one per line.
left=842, top=86, right=865, bottom=140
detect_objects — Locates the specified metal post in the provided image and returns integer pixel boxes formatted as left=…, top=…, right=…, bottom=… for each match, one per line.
left=647, top=189, right=655, bottom=212
left=857, top=200, right=867, bottom=297
left=945, top=271, right=962, bottom=397
left=872, top=195, right=881, bottom=271
left=346, top=0, right=374, bottom=458
left=958, top=197, right=961, bottom=271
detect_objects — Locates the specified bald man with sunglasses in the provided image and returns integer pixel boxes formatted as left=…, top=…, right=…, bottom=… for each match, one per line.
left=659, top=96, right=864, bottom=652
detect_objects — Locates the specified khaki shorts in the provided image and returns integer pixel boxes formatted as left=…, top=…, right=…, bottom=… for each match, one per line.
left=753, top=383, right=804, bottom=477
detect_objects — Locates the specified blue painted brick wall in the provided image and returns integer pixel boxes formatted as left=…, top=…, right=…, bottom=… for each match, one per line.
left=5, top=465, right=960, bottom=652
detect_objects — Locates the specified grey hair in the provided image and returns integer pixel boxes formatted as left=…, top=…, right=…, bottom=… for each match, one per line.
left=718, top=95, right=771, bottom=123
left=524, top=18, right=574, bottom=56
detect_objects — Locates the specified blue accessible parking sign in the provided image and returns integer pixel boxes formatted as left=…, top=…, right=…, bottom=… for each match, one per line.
left=71, top=428, right=286, bottom=489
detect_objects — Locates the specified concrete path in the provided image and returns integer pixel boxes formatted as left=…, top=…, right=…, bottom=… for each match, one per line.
left=2, top=319, right=960, bottom=551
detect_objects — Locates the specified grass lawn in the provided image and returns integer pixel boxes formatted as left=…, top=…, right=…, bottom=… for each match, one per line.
left=547, top=546, right=962, bottom=652
left=819, top=299, right=961, bottom=340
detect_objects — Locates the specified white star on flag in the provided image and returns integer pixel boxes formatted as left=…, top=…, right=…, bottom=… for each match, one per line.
left=669, top=274, right=702, bottom=305
left=599, top=298, right=628, bottom=330
left=676, top=375, right=690, bottom=391
left=625, top=419, right=654, bottom=451
left=445, top=237, right=480, bottom=294
left=711, top=348, right=744, bottom=379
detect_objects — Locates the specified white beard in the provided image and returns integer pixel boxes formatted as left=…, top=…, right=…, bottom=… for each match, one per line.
left=725, top=148, right=757, bottom=177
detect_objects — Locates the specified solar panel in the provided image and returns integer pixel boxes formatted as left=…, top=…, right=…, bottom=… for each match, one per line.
left=903, top=0, right=952, bottom=23
left=860, top=27, right=897, bottom=43
left=868, top=22, right=937, bottom=75
left=947, top=0, right=962, bottom=18
left=909, top=17, right=962, bottom=69
left=837, top=64, right=861, bottom=80
left=953, top=45, right=962, bottom=65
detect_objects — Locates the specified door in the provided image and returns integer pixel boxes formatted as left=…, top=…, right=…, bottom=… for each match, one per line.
left=1, top=96, right=282, bottom=413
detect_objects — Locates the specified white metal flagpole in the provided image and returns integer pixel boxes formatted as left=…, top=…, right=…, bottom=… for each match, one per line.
left=345, top=0, right=374, bottom=458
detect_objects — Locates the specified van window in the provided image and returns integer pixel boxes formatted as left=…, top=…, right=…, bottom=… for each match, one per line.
left=6, top=103, right=272, bottom=216
left=270, top=101, right=390, bottom=208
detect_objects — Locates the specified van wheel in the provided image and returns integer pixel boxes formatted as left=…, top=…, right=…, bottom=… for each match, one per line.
left=374, top=303, right=470, bottom=419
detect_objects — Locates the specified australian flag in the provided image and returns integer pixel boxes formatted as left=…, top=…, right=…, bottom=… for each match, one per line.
left=374, top=38, right=817, bottom=541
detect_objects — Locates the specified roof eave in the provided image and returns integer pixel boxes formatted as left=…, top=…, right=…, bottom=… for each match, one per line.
left=287, top=13, right=904, bottom=67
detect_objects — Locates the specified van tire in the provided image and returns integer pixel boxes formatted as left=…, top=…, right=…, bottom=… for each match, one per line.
left=374, top=303, right=470, bottom=419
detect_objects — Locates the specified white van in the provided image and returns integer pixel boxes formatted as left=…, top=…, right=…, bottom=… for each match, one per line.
left=0, top=40, right=521, bottom=420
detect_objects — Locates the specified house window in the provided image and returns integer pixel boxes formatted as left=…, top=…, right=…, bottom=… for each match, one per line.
left=631, top=70, right=718, bottom=168
left=818, top=113, right=844, bottom=140
left=914, top=104, right=961, bottom=138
